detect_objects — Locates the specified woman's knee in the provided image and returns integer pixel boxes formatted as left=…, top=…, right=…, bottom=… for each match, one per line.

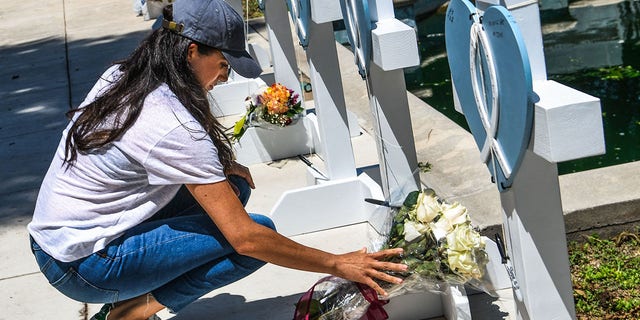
left=249, top=214, right=276, bottom=231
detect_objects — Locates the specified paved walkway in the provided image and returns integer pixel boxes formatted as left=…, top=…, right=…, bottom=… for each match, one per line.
left=1, top=1, right=156, bottom=318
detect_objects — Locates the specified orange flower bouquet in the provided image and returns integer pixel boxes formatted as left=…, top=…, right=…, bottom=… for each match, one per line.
left=231, top=83, right=304, bottom=142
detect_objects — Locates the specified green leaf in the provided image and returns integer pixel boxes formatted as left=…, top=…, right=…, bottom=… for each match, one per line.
left=403, top=190, right=420, bottom=208
left=414, top=260, right=441, bottom=277
left=233, top=117, right=246, bottom=136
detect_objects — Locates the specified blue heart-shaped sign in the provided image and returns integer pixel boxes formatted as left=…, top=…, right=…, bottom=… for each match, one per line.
left=286, top=0, right=311, bottom=48
left=340, top=0, right=372, bottom=79
left=445, top=0, right=534, bottom=192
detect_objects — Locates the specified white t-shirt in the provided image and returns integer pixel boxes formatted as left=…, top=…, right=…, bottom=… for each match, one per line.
left=28, top=66, right=227, bottom=262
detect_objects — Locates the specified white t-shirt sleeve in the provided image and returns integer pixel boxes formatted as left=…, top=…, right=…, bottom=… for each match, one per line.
left=144, top=123, right=227, bottom=185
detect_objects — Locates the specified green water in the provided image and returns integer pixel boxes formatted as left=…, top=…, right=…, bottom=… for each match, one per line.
left=404, top=3, right=640, bottom=175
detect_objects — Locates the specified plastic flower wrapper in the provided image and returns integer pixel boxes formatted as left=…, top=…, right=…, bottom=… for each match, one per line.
left=293, top=276, right=385, bottom=320
left=230, top=83, right=304, bottom=142
left=293, top=189, right=493, bottom=320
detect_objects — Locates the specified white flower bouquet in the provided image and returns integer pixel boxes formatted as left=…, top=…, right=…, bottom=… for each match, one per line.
left=293, top=189, right=492, bottom=320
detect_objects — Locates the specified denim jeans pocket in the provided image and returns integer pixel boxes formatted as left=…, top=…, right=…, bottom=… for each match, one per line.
left=30, top=238, right=119, bottom=304
left=50, top=267, right=119, bottom=304
left=31, top=243, right=54, bottom=274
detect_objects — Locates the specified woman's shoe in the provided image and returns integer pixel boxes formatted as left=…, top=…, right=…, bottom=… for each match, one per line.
left=90, top=304, right=161, bottom=320
left=89, top=304, right=113, bottom=320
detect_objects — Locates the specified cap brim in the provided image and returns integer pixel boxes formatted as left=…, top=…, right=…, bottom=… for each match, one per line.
left=221, top=50, right=263, bottom=79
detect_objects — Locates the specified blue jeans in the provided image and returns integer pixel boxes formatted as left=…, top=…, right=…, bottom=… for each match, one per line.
left=228, top=174, right=252, bottom=207
left=30, top=179, right=274, bottom=313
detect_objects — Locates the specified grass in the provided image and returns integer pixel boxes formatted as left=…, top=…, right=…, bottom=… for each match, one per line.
left=242, top=0, right=264, bottom=19
left=568, top=229, right=640, bottom=319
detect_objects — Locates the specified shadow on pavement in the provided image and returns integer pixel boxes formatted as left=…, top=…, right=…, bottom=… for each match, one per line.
left=468, top=292, right=510, bottom=319
left=168, top=292, right=303, bottom=320
left=0, top=30, right=151, bottom=228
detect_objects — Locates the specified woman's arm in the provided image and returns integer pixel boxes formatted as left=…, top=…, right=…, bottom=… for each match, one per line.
left=186, top=181, right=407, bottom=296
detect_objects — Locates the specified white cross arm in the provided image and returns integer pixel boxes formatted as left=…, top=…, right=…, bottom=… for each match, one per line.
left=372, top=18, right=420, bottom=71
left=532, top=80, right=606, bottom=162
left=310, top=0, right=342, bottom=23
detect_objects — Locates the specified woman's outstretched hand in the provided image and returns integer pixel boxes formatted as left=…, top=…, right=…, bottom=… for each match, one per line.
left=332, top=247, right=407, bottom=296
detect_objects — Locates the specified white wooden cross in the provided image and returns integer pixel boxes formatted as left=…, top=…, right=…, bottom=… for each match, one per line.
left=342, top=0, right=423, bottom=204
left=337, top=1, right=481, bottom=318
left=299, top=0, right=358, bottom=181
left=259, top=0, right=304, bottom=96
left=245, top=0, right=384, bottom=238
left=446, top=0, right=606, bottom=318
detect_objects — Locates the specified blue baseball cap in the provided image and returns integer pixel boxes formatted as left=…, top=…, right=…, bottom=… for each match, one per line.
left=164, top=0, right=262, bottom=78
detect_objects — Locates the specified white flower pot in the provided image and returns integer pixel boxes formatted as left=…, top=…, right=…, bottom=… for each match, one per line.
left=208, top=77, right=268, bottom=117
left=234, top=115, right=317, bottom=165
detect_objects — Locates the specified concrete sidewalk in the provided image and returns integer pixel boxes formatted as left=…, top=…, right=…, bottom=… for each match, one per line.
left=2, top=0, right=639, bottom=319
left=1, top=1, right=157, bottom=318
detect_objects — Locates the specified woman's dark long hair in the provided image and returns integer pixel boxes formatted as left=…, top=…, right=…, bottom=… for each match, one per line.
left=64, top=6, right=234, bottom=170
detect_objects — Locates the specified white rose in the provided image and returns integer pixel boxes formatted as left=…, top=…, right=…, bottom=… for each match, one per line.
left=447, top=250, right=481, bottom=280
left=416, top=192, right=441, bottom=223
left=446, top=224, right=484, bottom=252
left=431, top=217, right=453, bottom=240
left=404, top=221, right=429, bottom=242
left=440, top=202, right=469, bottom=226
